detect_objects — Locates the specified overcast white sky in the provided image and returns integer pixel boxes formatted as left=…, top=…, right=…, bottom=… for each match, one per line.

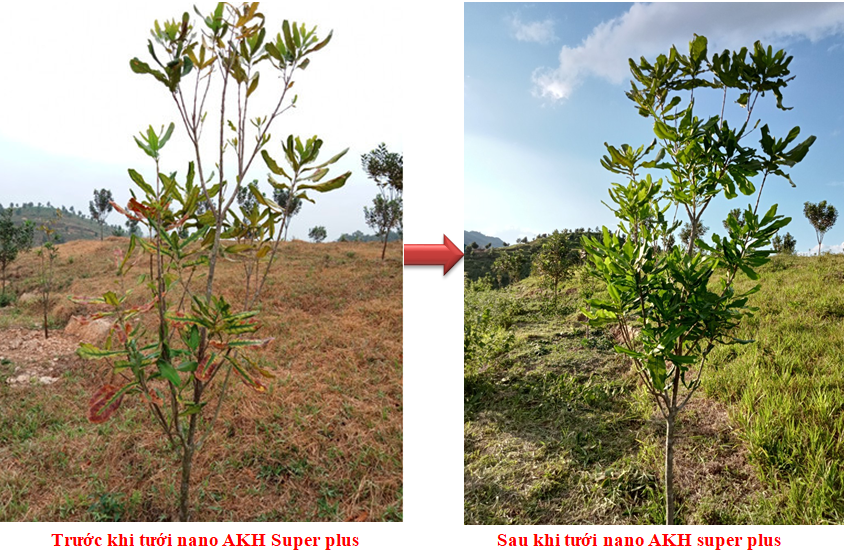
left=0, top=1, right=403, bottom=241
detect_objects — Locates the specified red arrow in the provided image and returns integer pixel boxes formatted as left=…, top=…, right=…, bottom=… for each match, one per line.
left=404, top=234, right=464, bottom=275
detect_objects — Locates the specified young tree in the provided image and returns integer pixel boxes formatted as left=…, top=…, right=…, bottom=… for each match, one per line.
left=89, top=189, right=114, bottom=240
left=803, top=200, right=838, bottom=256
left=772, top=231, right=797, bottom=255
left=308, top=225, right=327, bottom=243
left=77, top=3, right=342, bottom=521
left=37, top=211, right=62, bottom=339
left=0, top=208, right=34, bottom=295
left=362, top=143, right=402, bottom=259
left=532, top=230, right=578, bottom=303
left=583, top=36, right=814, bottom=525
left=491, top=250, right=524, bottom=287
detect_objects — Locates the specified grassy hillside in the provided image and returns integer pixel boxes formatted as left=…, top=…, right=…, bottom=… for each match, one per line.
left=2, top=205, right=107, bottom=243
left=465, top=254, right=844, bottom=524
left=464, top=241, right=539, bottom=282
left=0, top=237, right=402, bottom=521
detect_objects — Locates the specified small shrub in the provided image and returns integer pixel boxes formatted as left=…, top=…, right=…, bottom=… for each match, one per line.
left=88, top=492, right=125, bottom=522
left=0, top=292, right=15, bottom=307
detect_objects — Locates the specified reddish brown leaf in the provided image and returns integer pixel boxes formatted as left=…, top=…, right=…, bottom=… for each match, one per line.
left=194, top=355, right=221, bottom=382
left=127, top=198, right=153, bottom=218
left=166, top=213, right=190, bottom=231
left=88, top=384, right=125, bottom=423
left=112, top=322, right=127, bottom=344
left=144, top=389, right=163, bottom=407
left=239, top=375, right=266, bottom=393
left=110, top=201, right=142, bottom=221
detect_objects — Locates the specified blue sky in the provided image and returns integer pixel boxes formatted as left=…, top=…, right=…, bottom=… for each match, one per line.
left=465, top=2, right=844, bottom=254
left=0, top=2, right=402, bottom=242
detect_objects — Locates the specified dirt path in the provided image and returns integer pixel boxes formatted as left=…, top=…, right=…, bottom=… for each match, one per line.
left=0, top=328, right=81, bottom=386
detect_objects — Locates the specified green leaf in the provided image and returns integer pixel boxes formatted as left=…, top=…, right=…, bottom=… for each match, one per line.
left=304, top=30, right=332, bottom=54
left=187, top=325, right=200, bottom=352
left=223, top=338, right=273, bottom=348
left=247, top=72, right=260, bottom=97
left=103, top=291, right=121, bottom=307
left=157, top=359, right=181, bottom=387
left=176, top=360, right=198, bottom=373
left=77, top=344, right=128, bottom=360
left=261, top=150, right=291, bottom=179
left=300, top=171, right=351, bottom=193
left=127, top=169, right=155, bottom=197
left=282, top=20, right=296, bottom=54
left=159, top=122, right=175, bottom=150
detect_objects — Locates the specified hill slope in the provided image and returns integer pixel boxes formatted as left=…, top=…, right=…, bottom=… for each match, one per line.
left=464, top=230, right=504, bottom=249
left=465, top=254, right=844, bottom=524
left=1, top=205, right=108, bottom=243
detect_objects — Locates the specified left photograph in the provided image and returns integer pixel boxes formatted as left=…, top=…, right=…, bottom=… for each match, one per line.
left=0, top=2, right=402, bottom=522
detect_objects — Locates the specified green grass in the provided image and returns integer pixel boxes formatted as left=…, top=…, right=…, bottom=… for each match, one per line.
left=464, top=255, right=844, bottom=524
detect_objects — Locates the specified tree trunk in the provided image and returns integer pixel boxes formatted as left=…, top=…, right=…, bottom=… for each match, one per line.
left=665, top=412, right=676, bottom=525
left=178, top=380, right=204, bottom=521
left=381, top=232, right=388, bottom=260
left=178, top=443, right=194, bottom=522
left=43, top=299, right=49, bottom=339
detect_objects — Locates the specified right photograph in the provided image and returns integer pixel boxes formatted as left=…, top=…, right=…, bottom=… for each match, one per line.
left=465, top=3, right=844, bottom=525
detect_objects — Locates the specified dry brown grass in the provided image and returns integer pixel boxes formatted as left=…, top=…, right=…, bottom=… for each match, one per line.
left=0, top=237, right=402, bottom=521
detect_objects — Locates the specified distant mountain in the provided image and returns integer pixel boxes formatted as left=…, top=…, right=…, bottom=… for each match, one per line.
left=464, top=230, right=504, bottom=248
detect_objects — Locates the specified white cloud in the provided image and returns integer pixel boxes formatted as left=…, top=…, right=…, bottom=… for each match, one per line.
left=533, top=2, right=844, bottom=101
left=507, top=14, right=557, bottom=45
left=798, top=241, right=844, bottom=256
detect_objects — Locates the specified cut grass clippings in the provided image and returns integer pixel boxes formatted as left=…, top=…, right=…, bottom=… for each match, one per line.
left=0, top=237, right=402, bottom=521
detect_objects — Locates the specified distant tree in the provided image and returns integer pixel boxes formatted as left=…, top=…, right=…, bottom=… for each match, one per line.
left=126, top=218, right=141, bottom=237
left=308, top=225, right=327, bottom=243
left=533, top=230, right=579, bottom=303
left=492, top=250, right=525, bottom=287
left=772, top=232, right=797, bottom=255
left=89, top=188, right=114, bottom=240
left=351, top=230, right=365, bottom=242
left=484, top=242, right=492, bottom=249
left=722, top=208, right=746, bottom=231
left=804, top=200, right=838, bottom=256
left=69, top=205, right=74, bottom=214
left=236, top=179, right=260, bottom=214
left=465, top=244, right=474, bottom=256
left=470, top=241, right=479, bottom=250
left=112, top=225, right=126, bottom=237
left=502, top=242, right=510, bottom=247
left=37, top=202, right=43, bottom=208
left=362, top=143, right=403, bottom=259
left=0, top=208, right=35, bottom=295
left=46, top=201, right=52, bottom=208
left=678, top=221, right=709, bottom=254
left=272, top=187, right=303, bottom=240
